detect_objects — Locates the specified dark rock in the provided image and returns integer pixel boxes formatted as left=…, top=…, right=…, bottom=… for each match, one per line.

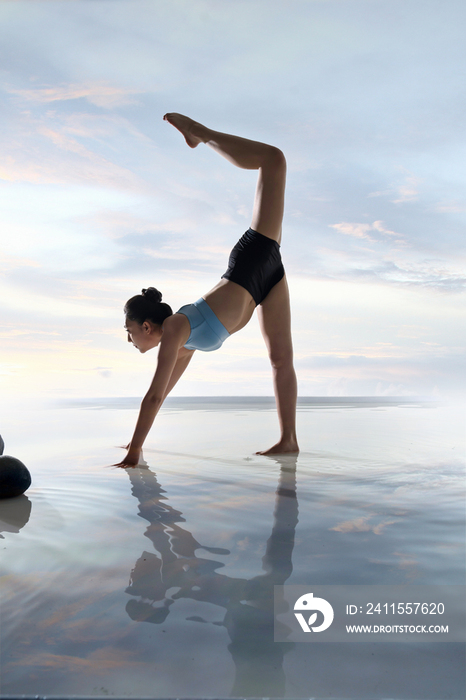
left=0, top=435, right=4, bottom=455
left=0, top=455, right=32, bottom=499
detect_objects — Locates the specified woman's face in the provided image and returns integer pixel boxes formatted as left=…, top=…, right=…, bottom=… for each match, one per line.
left=125, top=317, right=162, bottom=353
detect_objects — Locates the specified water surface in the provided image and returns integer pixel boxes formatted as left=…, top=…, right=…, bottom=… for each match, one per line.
left=1, top=398, right=464, bottom=699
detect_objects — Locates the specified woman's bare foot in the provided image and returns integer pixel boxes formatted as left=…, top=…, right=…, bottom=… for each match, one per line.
left=163, top=113, right=207, bottom=148
left=256, top=439, right=299, bottom=456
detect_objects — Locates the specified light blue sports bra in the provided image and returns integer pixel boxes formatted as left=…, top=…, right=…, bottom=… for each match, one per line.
left=177, top=298, right=230, bottom=352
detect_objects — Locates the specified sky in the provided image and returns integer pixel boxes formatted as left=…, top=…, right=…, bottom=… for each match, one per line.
left=1, top=0, right=465, bottom=399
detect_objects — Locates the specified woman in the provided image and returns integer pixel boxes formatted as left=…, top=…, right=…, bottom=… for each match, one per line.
left=115, top=113, right=298, bottom=468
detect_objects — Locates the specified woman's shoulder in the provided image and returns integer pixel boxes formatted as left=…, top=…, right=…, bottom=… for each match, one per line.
left=162, top=312, right=191, bottom=345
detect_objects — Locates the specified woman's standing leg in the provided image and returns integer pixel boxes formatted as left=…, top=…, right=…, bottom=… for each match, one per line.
left=256, top=276, right=299, bottom=454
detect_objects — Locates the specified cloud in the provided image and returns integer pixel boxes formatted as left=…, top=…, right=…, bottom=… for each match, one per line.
left=330, top=220, right=406, bottom=245
left=368, top=171, right=423, bottom=204
left=371, top=220, right=406, bottom=242
left=144, top=243, right=230, bottom=263
left=0, top=253, right=41, bottom=272
left=391, top=181, right=420, bottom=204
left=36, top=124, right=144, bottom=189
left=0, top=126, right=144, bottom=190
left=432, top=200, right=466, bottom=214
left=0, top=102, right=153, bottom=190
left=6, top=82, right=142, bottom=108
left=330, top=222, right=374, bottom=240
left=343, top=260, right=466, bottom=291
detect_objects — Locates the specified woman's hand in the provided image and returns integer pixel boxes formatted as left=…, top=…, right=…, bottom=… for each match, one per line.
left=113, top=447, right=141, bottom=469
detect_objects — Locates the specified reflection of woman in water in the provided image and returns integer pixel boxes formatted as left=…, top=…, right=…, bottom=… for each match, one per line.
left=116, top=114, right=298, bottom=468
left=125, top=456, right=298, bottom=696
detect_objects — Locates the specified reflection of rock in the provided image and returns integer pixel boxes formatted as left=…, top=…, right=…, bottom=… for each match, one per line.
left=0, top=494, right=32, bottom=537
left=0, top=434, right=4, bottom=455
left=0, top=455, right=32, bottom=499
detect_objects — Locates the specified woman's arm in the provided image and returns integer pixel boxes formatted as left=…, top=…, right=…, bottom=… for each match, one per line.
left=115, top=317, right=192, bottom=468
left=162, top=346, right=195, bottom=400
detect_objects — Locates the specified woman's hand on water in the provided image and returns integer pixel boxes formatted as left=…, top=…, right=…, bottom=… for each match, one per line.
left=113, top=447, right=141, bottom=469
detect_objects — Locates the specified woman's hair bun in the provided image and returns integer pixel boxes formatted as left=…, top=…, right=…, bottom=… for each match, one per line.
left=125, top=287, right=172, bottom=325
left=141, top=287, right=162, bottom=303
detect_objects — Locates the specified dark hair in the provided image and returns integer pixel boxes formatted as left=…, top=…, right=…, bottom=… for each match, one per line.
left=124, top=287, right=173, bottom=326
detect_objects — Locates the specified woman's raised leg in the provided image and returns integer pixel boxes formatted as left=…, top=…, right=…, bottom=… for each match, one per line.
left=163, top=113, right=286, bottom=242
left=256, top=276, right=299, bottom=455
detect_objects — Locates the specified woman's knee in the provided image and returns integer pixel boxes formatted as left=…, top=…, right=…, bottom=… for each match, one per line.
left=264, top=145, right=286, bottom=172
left=268, top=346, right=293, bottom=371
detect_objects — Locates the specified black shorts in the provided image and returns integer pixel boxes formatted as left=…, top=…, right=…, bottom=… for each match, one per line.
left=221, top=228, right=285, bottom=306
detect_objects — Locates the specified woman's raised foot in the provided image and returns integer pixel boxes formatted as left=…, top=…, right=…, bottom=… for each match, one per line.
left=163, top=113, right=206, bottom=148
